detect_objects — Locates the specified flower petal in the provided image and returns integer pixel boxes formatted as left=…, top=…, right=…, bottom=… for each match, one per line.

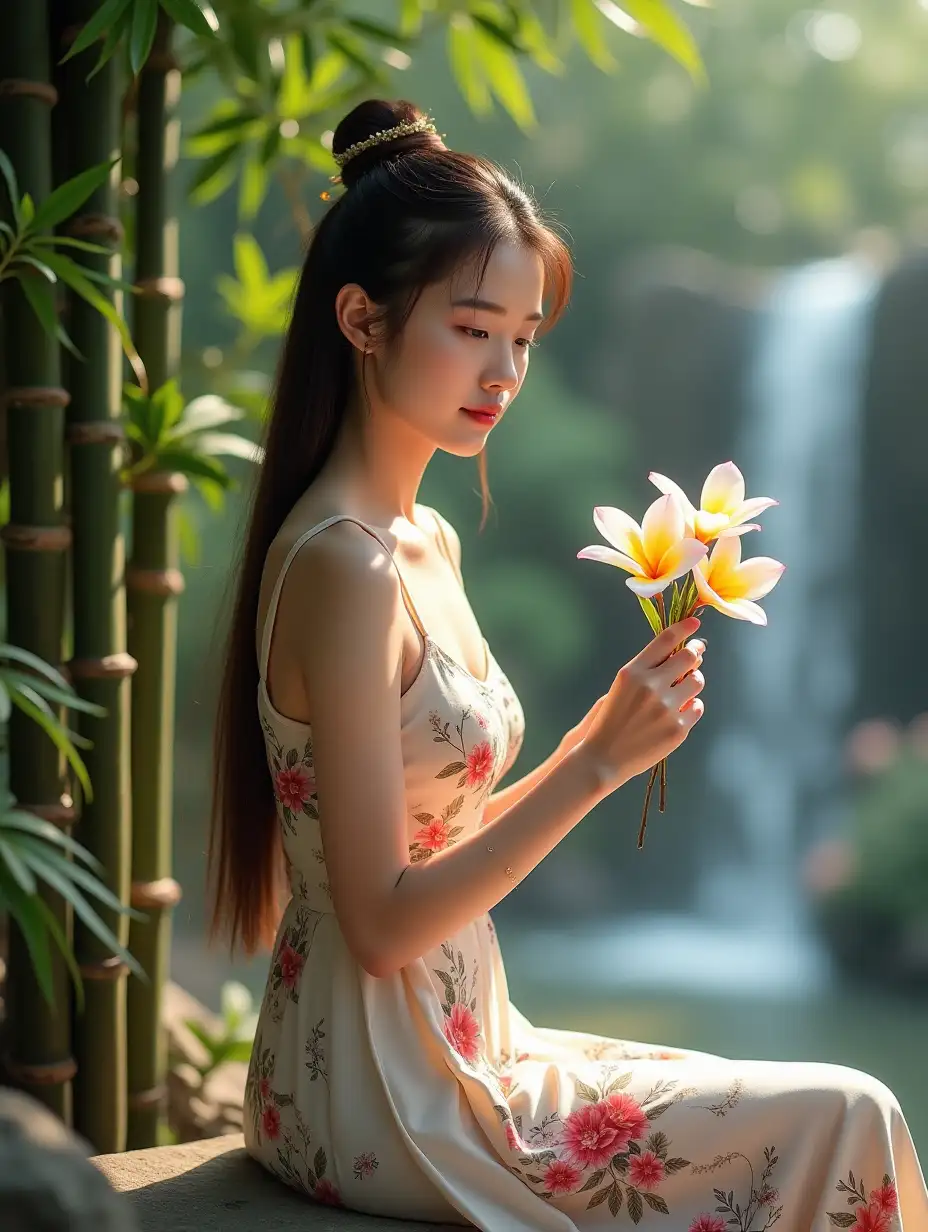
left=730, top=497, right=778, bottom=525
left=717, top=523, right=762, bottom=538
left=626, top=575, right=671, bottom=598
left=701, top=461, right=745, bottom=514
left=656, top=537, right=708, bottom=582
left=718, top=597, right=769, bottom=625
left=707, top=532, right=742, bottom=573
left=733, top=557, right=786, bottom=600
left=577, top=545, right=642, bottom=574
left=640, top=493, right=685, bottom=571
left=593, top=507, right=645, bottom=563
left=648, top=472, right=697, bottom=522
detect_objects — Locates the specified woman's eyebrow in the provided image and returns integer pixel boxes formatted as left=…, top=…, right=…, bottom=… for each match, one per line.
left=451, top=296, right=544, bottom=322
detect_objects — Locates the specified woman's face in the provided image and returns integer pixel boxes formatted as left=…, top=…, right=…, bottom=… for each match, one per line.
left=368, top=239, right=546, bottom=457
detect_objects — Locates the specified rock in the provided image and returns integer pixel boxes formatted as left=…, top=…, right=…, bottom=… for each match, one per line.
left=0, top=1086, right=137, bottom=1231
left=163, top=980, right=248, bottom=1142
left=92, top=1134, right=462, bottom=1231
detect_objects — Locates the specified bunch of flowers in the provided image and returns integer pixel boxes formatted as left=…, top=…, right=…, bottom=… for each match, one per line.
left=578, top=461, right=785, bottom=848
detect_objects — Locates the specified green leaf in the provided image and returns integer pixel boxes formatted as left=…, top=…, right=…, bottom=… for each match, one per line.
left=0, top=837, right=38, bottom=897
left=15, top=836, right=140, bottom=920
left=35, top=894, right=85, bottom=1012
left=15, top=839, right=146, bottom=977
left=16, top=254, right=56, bottom=283
left=610, top=0, right=705, bottom=82
left=0, top=872, right=56, bottom=1006
left=151, top=378, right=186, bottom=438
left=30, top=160, right=116, bottom=233
left=10, top=683, right=93, bottom=800
left=59, top=0, right=132, bottom=64
left=0, top=668, right=105, bottom=717
left=89, top=3, right=132, bottom=79
left=188, top=109, right=262, bottom=148
left=191, top=431, right=262, bottom=463
left=130, top=0, right=160, bottom=75
left=344, top=16, right=410, bottom=46
left=570, top=0, right=616, bottom=71
left=0, top=150, right=21, bottom=224
left=447, top=20, right=491, bottom=115
left=19, top=274, right=61, bottom=344
left=399, top=0, right=423, bottom=37
left=325, top=29, right=381, bottom=79
left=239, top=155, right=269, bottom=223
left=176, top=393, right=243, bottom=434
left=474, top=27, right=535, bottom=128
left=2, top=807, right=104, bottom=870
left=158, top=0, right=218, bottom=39
left=188, top=146, right=240, bottom=206
left=39, top=249, right=143, bottom=384
left=20, top=194, right=35, bottom=226
left=151, top=447, right=231, bottom=487
left=638, top=595, right=663, bottom=636
left=31, top=235, right=113, bottom=256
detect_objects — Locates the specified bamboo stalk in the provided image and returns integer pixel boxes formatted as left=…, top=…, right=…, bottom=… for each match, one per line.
left=55, top=0, right=135, bottom=1153
left=125, top=11, right=185, bottom=1149
left=0, top=0, right=74, bottom=1124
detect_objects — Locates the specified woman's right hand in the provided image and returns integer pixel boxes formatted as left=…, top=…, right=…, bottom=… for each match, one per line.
left=578, top=616, right=706, bottom=794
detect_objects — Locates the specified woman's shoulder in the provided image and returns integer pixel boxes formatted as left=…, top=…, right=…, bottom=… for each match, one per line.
left=416, top=502, right=462, bottom=571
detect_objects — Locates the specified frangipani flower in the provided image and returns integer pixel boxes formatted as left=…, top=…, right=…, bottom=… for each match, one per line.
left=577, top=495, right=707, bottom=599
left=692, top=533, right=785, bottom=625
left=649, top=461, right=777, bottom=544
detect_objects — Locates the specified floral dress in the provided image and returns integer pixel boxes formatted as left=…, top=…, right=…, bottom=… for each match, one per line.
left=244, top=513, right=928, bottom=1231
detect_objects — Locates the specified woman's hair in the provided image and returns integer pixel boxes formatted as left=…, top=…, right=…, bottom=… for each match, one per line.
left=208, top=98, right=573, bottom=955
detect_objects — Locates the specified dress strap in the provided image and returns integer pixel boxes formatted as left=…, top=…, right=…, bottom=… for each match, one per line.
left=258, top=515, right=427, bottom=681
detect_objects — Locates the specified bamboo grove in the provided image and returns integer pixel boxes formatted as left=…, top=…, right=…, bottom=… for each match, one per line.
left=0, top=0, right=700, bottom=1152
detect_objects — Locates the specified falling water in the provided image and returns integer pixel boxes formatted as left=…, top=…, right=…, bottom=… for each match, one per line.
left=513, top=256, right=881, bottom=996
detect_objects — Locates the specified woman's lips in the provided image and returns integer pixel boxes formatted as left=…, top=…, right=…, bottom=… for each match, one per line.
left=461, top=407, right=501, bottom=426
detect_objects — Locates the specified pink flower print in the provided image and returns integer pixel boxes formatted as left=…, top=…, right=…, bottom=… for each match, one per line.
left=465, top=740, right=494, bottom=787
left=475, top=712, right=489, bottom=729
left=443, top=1003, right=482, bottom=1064
left=758, top=1186, right=779, bottom=1207
left=276, top=764, right=314, bottom=812
left=414, top=817, right=452, bottom=851
left=561, top=1102, right=621, bottom=1170
left=313, top=1179, right=341, bottom=1206
left=871, top=1181, right=898, bottom=1217
left=543, top=1159, right=582, bottom=1195
left=629, top=1151, right=665, bottom=1190
left=261, top=1104, right=281, bottom=1140
left=278, top=941, right=304, bottom=989
left=689, top=1218, right=726, bottom=1232
left=258, top=1076, right=271, bottom=1104
left=505, top=1122, right=524, bottom=1153
left=497, top=1073, right=513, bottom=1095
left=853, top=1205, right=892, bottom=1232
left=602, top=1091, right=649, bottom=1150
left=353, top=1152, right=379, bottom=1179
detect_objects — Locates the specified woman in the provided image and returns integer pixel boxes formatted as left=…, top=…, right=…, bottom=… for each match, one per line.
left=208, top=98, right=927, bottom=1229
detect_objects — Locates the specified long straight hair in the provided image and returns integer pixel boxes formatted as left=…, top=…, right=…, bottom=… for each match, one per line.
left=208, top=99, right=573, bottom=955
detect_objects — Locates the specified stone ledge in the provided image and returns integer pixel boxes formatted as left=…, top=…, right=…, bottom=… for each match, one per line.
left=92, top=1133, right=463, bottom=1231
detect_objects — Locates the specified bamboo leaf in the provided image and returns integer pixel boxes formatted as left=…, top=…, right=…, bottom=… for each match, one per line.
left=151, top=378, right=185, bottom=437
left=325, top=29, right=381, bottom=78
left=90, top=3, right=133, bottom=79
left=571, top=0, right=616, bottom=71
left=130, top=0, right=160, bottom=74
left=15, top=841, right=146, bottom=979
left=0, top=150, right=21, bottom=224
left=35, top=894, right=85, bottom=1012
left=1, top=642, right=88, bottom=688
left=39, top=250, right=144, bottom=386
left=1, top=668, right=105, bottom=716
left=150, top=447, right=231, bottom=487
left=16, top=254, right=57, bottom=282
left=190, top=431, right=262, bottom=463
left=238, top=155, right=269, bottom=223
left=399, top=0, right=423, bottom=37
left=15, top=837, right=141, bottom=920
left=177, top=393, right=244, bottom=434
left=31, top=235, right=113, bottom=256
left=20, top=194, right=35, bottom=226
left=60, top=0, right=133, bottom=64
left=188, top=146, right=240, bottom=206
left=608, top=0, right=705, bottom=82
left=2, top=808, right=104, bottom=870
left=10, top=684, right=93, bottom=800
left=29, top=160, right=117, bottom=233
left=447, top=20, right=491, bottom=115
left=344, top=16, right=411, bottom=46
left=473, top=28, right=536, bottom=128
left=0, top=837, right=38, bottom=897
left=158, top=0, right=218, bottom=39
left=19, top=274, right=61, bottom=344
left=0, top=872, right=56, bottom=1006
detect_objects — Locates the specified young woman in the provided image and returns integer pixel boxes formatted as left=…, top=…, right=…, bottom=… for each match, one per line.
left=209, top=98, right=927, bottom=1229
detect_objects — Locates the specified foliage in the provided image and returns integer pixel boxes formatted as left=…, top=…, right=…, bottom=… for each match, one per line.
left=0, top=152, right=144, bottom=385
left=181, top=979, right=257, bottom=1081
left=0, top=646, right=145, bottom=1011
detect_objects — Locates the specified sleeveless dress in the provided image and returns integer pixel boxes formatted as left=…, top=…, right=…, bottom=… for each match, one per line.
left=244, top=513, right=928, bottom=1231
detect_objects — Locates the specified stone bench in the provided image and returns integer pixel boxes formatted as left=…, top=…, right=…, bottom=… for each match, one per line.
left=93, top=1133, right=462, bottom=1231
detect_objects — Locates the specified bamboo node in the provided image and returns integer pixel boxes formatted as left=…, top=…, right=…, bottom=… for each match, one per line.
left=78, top=956, right=129, bottom=981
left=2, top=1053, right=77, bottom=1086
left=1, top=385, right=70, bottom=412
left=66, top=420, right=126, bottom=446
left=17, top=797, right=78, bottom=828
left=127, top=1083, right=166, bottom=1111
left=125, top=566, right=185, bottom=597
left=0, top=523, right=72, bottom=552
left=134, top=275, right=185, bottom=303
left=130, top=877, right=182, bottom=909
left=67, top=651, right=137, bottom=681
left=0, top=79, right=58, bottom=107
left=129, top=471, right=189, bottom=495
left=66, top=212, right=124, bottom=244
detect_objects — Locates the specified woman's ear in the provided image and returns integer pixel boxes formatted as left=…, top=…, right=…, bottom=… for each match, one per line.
left=334, top=283, right=381, bottom=353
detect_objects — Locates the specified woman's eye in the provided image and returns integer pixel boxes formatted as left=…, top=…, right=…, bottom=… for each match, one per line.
left=460, top=327, right=489, bottom=340
left=517, top=337, right=539, bottom=350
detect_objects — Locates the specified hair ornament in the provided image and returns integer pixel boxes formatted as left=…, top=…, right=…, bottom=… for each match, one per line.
left=330, top=115, right=440, bottom=182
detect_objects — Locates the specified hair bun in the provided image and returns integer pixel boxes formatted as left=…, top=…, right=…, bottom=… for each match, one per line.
left=331, top=99, right=442, bottom=188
